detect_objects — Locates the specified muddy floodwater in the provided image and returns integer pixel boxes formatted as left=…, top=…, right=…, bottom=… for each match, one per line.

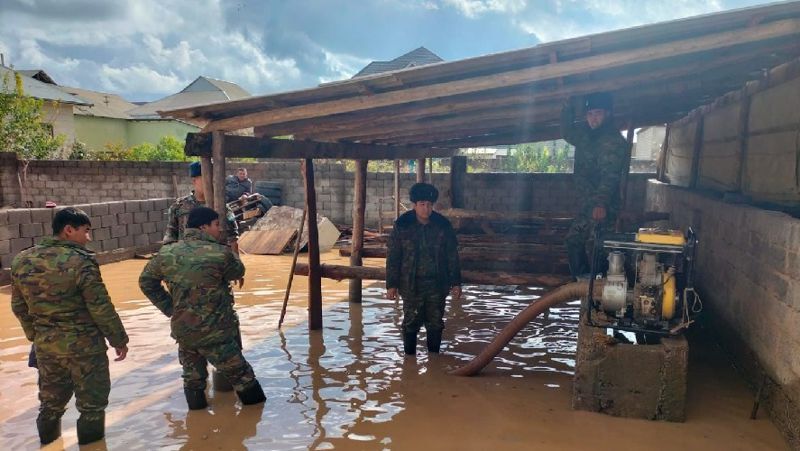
left=0, top=252, right=788, bottom=450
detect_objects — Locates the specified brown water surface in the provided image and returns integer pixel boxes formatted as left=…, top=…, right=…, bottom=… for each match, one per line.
left=0, top=253, right=787, bottom=450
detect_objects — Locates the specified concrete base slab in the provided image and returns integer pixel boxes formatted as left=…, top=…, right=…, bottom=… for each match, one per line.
left=572, top=315, right=688, bottom=422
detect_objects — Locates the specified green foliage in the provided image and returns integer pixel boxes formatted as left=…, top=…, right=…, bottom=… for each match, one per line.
left=0, top=71, right=65, bottom=160
left=68, top=140, right=87, bottom=160
left=80, top=135, right=191, bottom=161
left=503, top=141, right=572, bottom=173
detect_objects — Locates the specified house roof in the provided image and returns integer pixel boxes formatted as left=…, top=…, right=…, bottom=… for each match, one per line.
left=351, top=46, right=444, bottom=78
left=161, top=1, right=800, bottom=151
left=1, top=66, right=91, bottom=106
left=129, top=76, right=250, bottom=119
left=18, top=69, right=57, bottom=85
left=58, top=86, right=138, bottom=119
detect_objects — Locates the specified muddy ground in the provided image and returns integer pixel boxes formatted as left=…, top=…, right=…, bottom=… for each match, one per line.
left=0, top=252, right=788, bottom=450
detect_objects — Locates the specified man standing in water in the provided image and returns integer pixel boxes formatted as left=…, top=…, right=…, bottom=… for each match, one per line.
left=11, top=207, right=129, bottom=445
left=560, top=92, right=629, bottom=279
left=164, top=161, right=239, bottom=253
left=386, top=183, right=462, bottom=356
left=140, top=207, right=265, bottom=409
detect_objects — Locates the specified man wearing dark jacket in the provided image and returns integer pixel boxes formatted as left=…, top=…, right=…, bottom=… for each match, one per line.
left=386, top=183, right=461, bottom=356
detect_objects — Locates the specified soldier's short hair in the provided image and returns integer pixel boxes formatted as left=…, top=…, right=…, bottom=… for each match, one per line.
left=187, top=207, right=219, bottom=229
left=53, top=207, right=91, bottom=235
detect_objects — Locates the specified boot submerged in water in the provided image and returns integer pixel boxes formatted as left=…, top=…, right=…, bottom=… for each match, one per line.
left=237, top=380, right=266, bottom=405
left=77, top=412, right=105, bottom=445
left=403, top=332, right=417, bottom=355
left=36, top=416, right=61, bottom=445
left=184, top=388, right=208, bottom=410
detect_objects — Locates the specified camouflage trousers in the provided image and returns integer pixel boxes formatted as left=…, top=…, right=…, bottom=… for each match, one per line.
left=564, top=205, right=617, bottom=276
left=401, top=279, right=447, bottom=335
left=36, top=350, right=110, bottom=423
left=178, top=338, right=257, bottom=392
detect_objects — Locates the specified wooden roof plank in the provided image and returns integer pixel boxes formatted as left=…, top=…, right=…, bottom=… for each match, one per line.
left=200, top=18, right=800, bottom=132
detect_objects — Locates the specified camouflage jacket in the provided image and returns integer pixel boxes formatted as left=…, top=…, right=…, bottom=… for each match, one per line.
left=560, top=103, right=630, bottom=211
left=163, top=192, right=239, bottom=245
left=139, top=228, right=245, bottom=348
left=386, top=210, right=461, bottom=297
left=11, top=237, right=129, bottom=356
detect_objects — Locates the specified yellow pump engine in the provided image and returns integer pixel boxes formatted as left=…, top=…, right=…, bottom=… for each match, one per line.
left=586, top=228, right=700, bottom=335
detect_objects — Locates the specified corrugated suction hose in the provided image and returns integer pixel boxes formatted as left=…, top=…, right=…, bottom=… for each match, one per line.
left=450, top=280, right=604, bottom=377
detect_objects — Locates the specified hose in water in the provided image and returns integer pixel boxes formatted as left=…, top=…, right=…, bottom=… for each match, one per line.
left=450, top=280, right=604, bottom=377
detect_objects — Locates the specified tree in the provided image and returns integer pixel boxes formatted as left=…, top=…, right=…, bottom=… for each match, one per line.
left=0, top=70, right=65, bottom=205
left=504, top=141, right=572, bottom=173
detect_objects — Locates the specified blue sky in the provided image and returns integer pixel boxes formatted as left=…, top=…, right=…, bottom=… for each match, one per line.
left=0, top=0, right=785, bottom=102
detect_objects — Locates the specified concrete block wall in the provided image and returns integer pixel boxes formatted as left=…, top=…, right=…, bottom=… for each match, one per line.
left=646, top=180, right=800, bottom=446
left=0, top=198, right=171, bottom=271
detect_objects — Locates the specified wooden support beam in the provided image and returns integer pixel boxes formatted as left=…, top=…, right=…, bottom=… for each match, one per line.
left=393, top=160, right=400, bottom=219
left=200, top=156, right=214, bottom=208
left=450, top=156, right=467, bottom=209
left=184, top=133, right=457, bottom=159
left=416, top=158, right=426, bottom=183
left=302, top=159, right=323, bottom=330
left=735, top=92, right=752, bottom=191
left=349, top=160, right=367, bottom=304
left=294, top=263, right=572, bottom=288
left=202, top=18, right=800, bottom=132
left=616, top=122, right=636, bottom=232
left=689, top=116, right=705, bottom=189
left=211, top=131, right=227, bottom=231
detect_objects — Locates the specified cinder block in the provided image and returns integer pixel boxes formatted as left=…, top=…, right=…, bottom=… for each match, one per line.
left=8, top=209, right=31, bottom=224
left=133, top=212, right=148, bottom=224
left=30, top=209, right=53, bottom=224
left=117, top=212, right=133, bottom=225
left=135, top=234, right=151, bottom=248
left=148, top=210, right=164, bottom=222
left=118, top=235, right=134, bottom=249
left=128, top=223, right=143, bottom=236
left=11, top=237, right=34, bottom=254
left=102, top=238, right=119, bottom=252
left=20, top=223, right=44, bottom=238
left=125, top=201, right=141, bottom=213
left=0, top=225, right=20, bottom=241
left=573, top=317, right=687, bottom=422
left=101, top=215, right=116, bottom=228
left=142, top=222, right=157, bottom=234
left=111, top=225, right=127, bottom=238
left=0, top=239, right=10, bottom=254
left=108, top=202, right=125, bottom=215
left=91, top=203, right=110, bottom=216
left=93, top=227, right=111, bottom=241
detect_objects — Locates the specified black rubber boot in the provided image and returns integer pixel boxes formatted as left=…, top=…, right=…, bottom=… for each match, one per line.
left=237, top=380, right=266, bottom=405
left=184, top=388, right=208, bottom=410
left=212, top=369, right=234, bottom=392
left=403, top=332, right=417, bottom=355
left=426, top=330, right=442, bottom=353
left=77, top=413, right=105, bottom=445
left=36, top=417, right=61, bottom=445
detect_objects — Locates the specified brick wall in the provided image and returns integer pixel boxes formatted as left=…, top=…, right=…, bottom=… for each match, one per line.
left=0, top=153, right=653, bottom=230
left=647, top=180, right=800, bottom=446
left=0, top=198, right=171, bottom=272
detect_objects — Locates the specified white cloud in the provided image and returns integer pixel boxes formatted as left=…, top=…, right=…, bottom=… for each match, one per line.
left=99, top=64, right=184, bottom=95
left=318, top=50, right=372, bottom=84
left=443, top=0, right=526, bottom=18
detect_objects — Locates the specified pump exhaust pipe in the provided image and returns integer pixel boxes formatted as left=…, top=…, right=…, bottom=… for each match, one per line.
left=450, top=280, right=604, bottom=377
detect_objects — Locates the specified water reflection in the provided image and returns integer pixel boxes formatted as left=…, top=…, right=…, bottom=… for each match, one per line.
left=0, top=282, right=587, bottom=449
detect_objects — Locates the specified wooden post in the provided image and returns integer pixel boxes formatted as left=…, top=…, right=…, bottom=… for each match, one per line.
left=349, top=160, right=367, bottom=304
left=211, top=131, right=227, bottom=223
left=450, top=155, right=467, bottom=209
left=200, top=156, right=214, bottom=207
left=735, top=93, right=752, bottom=192
left=393, top=160, right=401, bottom=219
left=616, top=122, right=635, bottom=232
left=303, top=159, right=323, bottom=330
left=689, top=116, right=705, bottom=189
left=416, top=158, right=425, bottom=182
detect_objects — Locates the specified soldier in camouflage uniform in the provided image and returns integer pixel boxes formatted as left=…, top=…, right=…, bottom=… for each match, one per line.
left=386, top=183, right=462, bottom=356
left=560, top=92, right=630, bottom=279
left=140, top=207, right=266, bottom=409
left=11, top=207, right=129, bottom=445
left=164, top=161, right=239, bottom=252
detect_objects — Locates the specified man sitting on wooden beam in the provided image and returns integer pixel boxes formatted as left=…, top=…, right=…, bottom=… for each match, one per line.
left=386, top=183, right=462, bottom=356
